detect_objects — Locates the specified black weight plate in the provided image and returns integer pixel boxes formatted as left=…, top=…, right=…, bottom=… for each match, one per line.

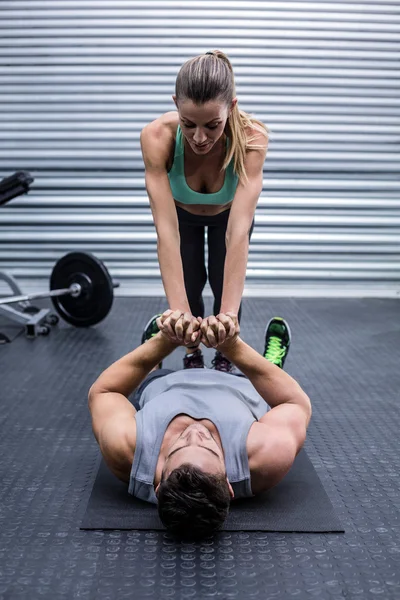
left=50, top=252, right=114, bottom=327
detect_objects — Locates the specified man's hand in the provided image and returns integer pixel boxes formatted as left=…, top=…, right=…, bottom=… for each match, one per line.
left=200, top=312, right=240, bottom=350
left=156, top=309, right=202, bottom=347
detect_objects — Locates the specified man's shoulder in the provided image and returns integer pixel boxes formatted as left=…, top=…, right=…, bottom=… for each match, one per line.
left=247, top=421, right=298, bottom=494
left=99, top=415, right=136, bottom=484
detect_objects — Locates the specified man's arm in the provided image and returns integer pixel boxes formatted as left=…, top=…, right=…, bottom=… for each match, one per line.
left=198, top=316, right=311, bottom=493
left=220, top=336, right=311, bottom=493
left=220, top=336, right=311, bottom=417
left=89, top=332, right=178, bottom=398
left=88, top=333, right=179, bottom=480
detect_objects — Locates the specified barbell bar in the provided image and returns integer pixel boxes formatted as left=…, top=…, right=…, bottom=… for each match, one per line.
left=0, top=284, right=81, bottom=306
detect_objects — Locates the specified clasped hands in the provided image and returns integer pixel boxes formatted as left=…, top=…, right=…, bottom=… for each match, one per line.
left=156, top=310, right=240, bottom=350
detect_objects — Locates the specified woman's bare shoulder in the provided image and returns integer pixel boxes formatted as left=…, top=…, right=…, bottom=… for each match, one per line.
left=141, top=112, right=179, bottom=166
left=244, top=122, right=269, bottom=146
left=141, top=111, right=179, bottom=143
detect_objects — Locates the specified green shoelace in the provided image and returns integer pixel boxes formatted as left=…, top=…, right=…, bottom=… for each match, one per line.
left=149, top=315, right=162, bottom=337
left=264, top=336, right=286, bottom=365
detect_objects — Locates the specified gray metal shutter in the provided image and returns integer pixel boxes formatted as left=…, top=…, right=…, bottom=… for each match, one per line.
left=1, top=1, right=399, bottom=297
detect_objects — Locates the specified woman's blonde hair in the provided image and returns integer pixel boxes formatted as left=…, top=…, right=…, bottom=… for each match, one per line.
left=175, top=50, right=268, bottom=182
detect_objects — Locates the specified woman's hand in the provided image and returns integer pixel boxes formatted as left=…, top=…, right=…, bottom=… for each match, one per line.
left=200, top=312, right=240, bottom=350
left=156, top=310, right=202, bottom=346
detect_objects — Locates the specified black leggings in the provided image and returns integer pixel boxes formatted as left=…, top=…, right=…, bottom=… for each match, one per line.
left=176, top=206, right=254, bottom=322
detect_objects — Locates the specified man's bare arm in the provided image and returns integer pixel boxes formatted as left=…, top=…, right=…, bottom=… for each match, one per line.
left=223, top=338, right=311, bottom=417
left=89, top=333, right=178, bottom=398
left=200, top=315, right=311, bottom=493
left=221, top=334, right=311, bottom=493
left=88, top=332, right=178, bottom=480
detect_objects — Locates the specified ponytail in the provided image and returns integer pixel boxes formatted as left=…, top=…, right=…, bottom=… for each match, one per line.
left=176, top=49, right=269, bottom=183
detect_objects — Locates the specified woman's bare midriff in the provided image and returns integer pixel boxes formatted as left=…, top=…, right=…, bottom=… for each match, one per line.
left=174, top=199, right=232, bottom=216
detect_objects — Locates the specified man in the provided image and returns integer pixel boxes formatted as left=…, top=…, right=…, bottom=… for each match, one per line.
left=88, top=311, right=312, bottom=540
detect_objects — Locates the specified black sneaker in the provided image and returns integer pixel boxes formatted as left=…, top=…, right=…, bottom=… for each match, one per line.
left=211, top=351, right=235, bottom=373
left=183, top=348, right=205, bottom=369
left=141, top=313, right=162, bottom=344
left=263, top=317, right=291, bottom=369
left=141, top=314, right=162, bottom=368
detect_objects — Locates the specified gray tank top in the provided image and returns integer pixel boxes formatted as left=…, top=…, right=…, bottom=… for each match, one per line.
left=128, top=369, right=269, bottom=504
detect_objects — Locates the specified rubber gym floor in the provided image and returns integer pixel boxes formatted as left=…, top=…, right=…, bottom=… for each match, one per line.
left=0, top=296, right=399, bottom=600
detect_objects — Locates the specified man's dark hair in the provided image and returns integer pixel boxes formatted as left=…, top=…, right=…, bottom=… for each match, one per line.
left=157, top=463, right=231, bottom=540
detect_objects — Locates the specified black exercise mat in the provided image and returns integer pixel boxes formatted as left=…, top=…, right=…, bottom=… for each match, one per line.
left=81, top=449, right=344, bottom=532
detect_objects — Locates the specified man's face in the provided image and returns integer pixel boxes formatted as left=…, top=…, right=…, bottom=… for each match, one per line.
left=174, top=99, right=230, bottom=155
left=163, top=423, right=225, bottom=476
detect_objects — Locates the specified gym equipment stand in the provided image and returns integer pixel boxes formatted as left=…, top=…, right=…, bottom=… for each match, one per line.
left=0, top=171, right=51, bottom=340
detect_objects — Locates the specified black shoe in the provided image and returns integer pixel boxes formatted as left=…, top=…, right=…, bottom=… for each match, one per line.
left=263, top=317, right=291, bottom=369
left=183, top=348, right=205, bottom=369
left=141, top=313, right=162, bottom=368
left=211, top=351, right=235, bottom=373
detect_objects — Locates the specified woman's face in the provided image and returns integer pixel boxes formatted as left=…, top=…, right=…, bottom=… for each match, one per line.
left=174, top=98, right=234, bottom=156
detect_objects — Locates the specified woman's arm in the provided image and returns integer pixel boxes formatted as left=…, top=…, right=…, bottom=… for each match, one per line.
left=220, top=132, right=267, bottom=315
left=141, top=122, right=191, bottom=313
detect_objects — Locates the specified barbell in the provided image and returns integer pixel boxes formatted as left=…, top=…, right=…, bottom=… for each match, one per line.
left=0, top=252, right=117, bottom=328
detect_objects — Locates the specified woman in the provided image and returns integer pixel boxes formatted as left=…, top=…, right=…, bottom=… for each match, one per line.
left=140, top=50, right=268, bottom=371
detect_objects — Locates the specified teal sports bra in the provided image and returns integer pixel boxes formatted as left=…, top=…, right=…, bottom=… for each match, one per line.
left=167, top=125, right=239, bottom=205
